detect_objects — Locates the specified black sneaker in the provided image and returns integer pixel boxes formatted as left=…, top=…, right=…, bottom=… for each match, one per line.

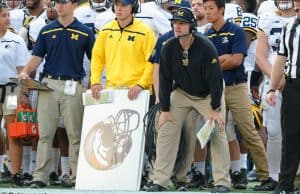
left=271, top=187, right=295, bottom=194
left=141, top=179, right=153, bottom=191
left=30, top=181, right=46, bottom=188
left=187, top=170, right=207, bottom=189
left=22, top=173, right=33, bottom=186
left=231, top=171, right=247, bottom=189
left=49, top=172, right=60, bottom=186
left=175, top=182, right=188, bottom=191
left=240, top=168, right=248, bottom=185
left=146, top=183, right=168, bottom=192
left=11, top=173, right=23, bottom=187
left=253, top=177, right=277, bottom=191
left=211, top=185, right=230, bottom=193
left=0, top=171, right=11, bottom=183
left=61, top=174, right=72, bottom=187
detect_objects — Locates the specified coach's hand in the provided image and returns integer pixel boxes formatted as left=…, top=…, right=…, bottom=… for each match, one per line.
left=128, top=85, right=142, bottom=100
left=91, top=84, right=102, bottom=100
left=211, top=110, right=225, bottom=131
left=266, top=91, right=276, bottom=107
left=18, top=72, right=30, bottom=81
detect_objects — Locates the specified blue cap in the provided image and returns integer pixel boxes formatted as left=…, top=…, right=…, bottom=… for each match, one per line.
left=169, top=7, right=195, bottom=24
left=167, top=0, right=191, bottom=10
left=115, top=0, right=135, bottom=5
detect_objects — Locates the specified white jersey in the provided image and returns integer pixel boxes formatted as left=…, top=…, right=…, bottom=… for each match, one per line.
left=95, top=7, right=115, bottom=30
left=259, top=11, right=294, bottom=97
left=224, top=3, right=243, bottom=24
left=11, top=8, right=46, bottom=51
left=9, top=9, right=28, bottom=34
left=9, top=8, right=46, bottom=34
left=28, top=17, right=47, bottom=43
left=258, top=11, right=294, bottom=64
left=74, top=5, right=99, bottom=34
left=0, top=30, right=30, bottom=84
left=75, top=5, right=101, bottom=88
left=28, top=17, right=48, bottom=80
left=95, top=3, right=171, bottom=36
left=240, top=13, right=259, bottom=72
left=197, top=23, right=212, bottom=34
left=257, top=0, right=276, bottom=18
left=135, top=1, right=171, bottom=37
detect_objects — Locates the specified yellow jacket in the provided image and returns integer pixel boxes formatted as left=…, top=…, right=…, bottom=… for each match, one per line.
left=90, top=18, right=156, bottom=90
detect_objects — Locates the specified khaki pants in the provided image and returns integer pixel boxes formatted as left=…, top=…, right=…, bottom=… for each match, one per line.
left=148, top=110, right=200, bottom=183
left=33, top=78, right=83, bottom=183
left=153, top=88, right=230, bottom=188
left=225, top=83, right=269, bottom=180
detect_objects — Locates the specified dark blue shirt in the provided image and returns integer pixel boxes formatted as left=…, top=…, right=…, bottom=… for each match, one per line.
left=207, top=22, right=247, bottom=85
left=33, top=18, right=95, bottom=79
left=149, top=30, right=174, bottom=64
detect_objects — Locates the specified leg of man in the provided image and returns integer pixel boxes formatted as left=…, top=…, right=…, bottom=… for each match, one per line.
left=262, top=93, right=282, bottom=181
left=194, top=93, right=231, bottom=188
left=173, top=110, right=199, bottom=182
left=152, top=89, right=191, bottom=188
left=33, top=79, right=60, bottom=184
left=225, top=83, right=269, bottom=180
left=57, top=127, right=69, bottom=176
left=3, top=86, right=24, bottom=187
left=60, top=82, right=83, bottom=182
left=277, top=82, right=300, bottom=191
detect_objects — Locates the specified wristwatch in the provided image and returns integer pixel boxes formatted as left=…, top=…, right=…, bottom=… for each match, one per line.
left=213, top=106, right=222, bottom=112
left=267, top=89, right=276, bottom=94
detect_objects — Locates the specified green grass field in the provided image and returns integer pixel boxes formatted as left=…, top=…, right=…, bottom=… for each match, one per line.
left=0, top=181, right=271, bottom=193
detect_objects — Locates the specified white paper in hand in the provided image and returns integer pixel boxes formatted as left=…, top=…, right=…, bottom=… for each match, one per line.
left=197, top=120, right=215, bottom=149
left=82, top=89, right=113, bottom=106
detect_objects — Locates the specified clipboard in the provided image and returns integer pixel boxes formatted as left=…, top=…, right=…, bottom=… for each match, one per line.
left=196, top=120, right=215, bottom=149
left=82, top=89, right=113, bottom=106
left=9, top=78, right=53, bottom=91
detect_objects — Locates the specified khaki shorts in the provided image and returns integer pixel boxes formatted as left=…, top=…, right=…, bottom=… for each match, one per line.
left=0, top=85, right=21, bottom=116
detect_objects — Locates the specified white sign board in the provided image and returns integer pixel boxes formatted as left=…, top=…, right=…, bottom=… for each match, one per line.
left=76, top=89, right=149, bottom=191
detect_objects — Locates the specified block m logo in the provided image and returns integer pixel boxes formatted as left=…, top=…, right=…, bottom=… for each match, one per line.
left=127, top=35, right=135, bottom=42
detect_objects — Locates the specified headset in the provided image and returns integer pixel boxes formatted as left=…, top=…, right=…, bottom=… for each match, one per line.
left=112, top=0, right=139, bottom=14
left=274, top=0, right=294, bottom=10
left=170, top=7, right=197, bottom=35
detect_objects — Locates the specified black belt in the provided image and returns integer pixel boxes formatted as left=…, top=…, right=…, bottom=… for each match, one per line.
left=225, top=80, right=247, bottom=86
left=43, top=73, right=81, bottom=82
left=0, top=83, right=17, bottom=103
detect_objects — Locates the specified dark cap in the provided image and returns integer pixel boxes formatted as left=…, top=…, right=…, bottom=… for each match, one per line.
left=169, top=7, right=196, bottom=24
left=167, top=0, right=191, bottom=10
left=114, top=0, right=135, bottom=5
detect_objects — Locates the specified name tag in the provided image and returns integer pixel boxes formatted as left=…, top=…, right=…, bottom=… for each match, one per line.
left=64, top=80, right=77, bottom=96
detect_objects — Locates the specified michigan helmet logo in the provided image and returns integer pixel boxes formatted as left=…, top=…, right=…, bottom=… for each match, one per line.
left=84, top=109, right=140, bottom=170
